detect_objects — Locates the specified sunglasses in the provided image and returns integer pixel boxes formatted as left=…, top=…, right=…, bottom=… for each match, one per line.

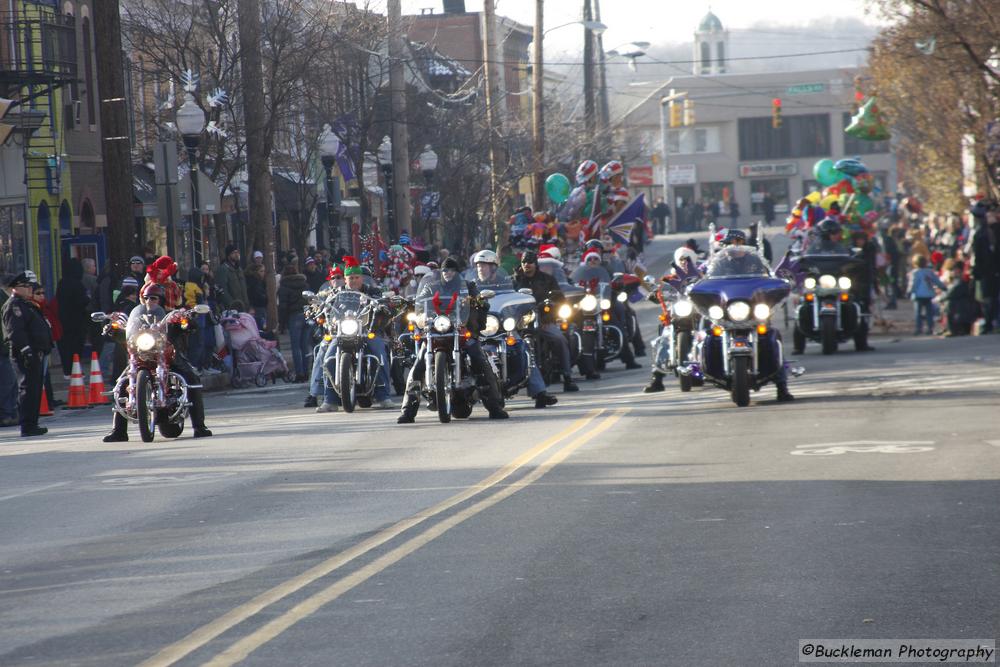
left=144, top=295, right=161, bottom=301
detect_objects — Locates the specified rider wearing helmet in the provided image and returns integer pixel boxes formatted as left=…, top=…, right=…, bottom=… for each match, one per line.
left=599, top=160, right=625, bottom=188
left=721, top=228, right=747, bottom=246
left=576, top=160, right=599, bottom=186
left=104, top=279, right=212, bottom=441
left=398, top=256, right=509, bottom=423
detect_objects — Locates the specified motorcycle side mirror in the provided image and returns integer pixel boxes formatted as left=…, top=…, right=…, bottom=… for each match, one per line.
left=517, top=288, right=534, bottom=296
left=643, top=275, right=657, bottom=288
left=302, top=290, right=316, bottom=299
left=479, top=289, right=496, bottom=299
left=192, top=304, right=211, bottom=314
left=91, top=312, right=109, bottom=322
left=612, top=272, right=624, bottom=281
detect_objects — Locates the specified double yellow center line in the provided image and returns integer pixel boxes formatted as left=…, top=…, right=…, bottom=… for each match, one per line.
left=141, top=407, right=627, bottom=666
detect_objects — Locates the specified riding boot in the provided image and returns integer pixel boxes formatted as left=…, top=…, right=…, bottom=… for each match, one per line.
left=776, top=381, right=795, bottom=402
left=563, top=374, right=580, bottom=392
left=398, top=383, right=420, bottom=423
left=103, top=411, right=129, bottom=442
left=643, top=372, right=665, bottom=393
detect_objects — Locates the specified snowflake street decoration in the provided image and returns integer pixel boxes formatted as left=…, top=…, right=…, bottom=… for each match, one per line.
left=206, top=88, right=228, bottom=109
left=181, top=69, right=200, bottom=93
left=206, top=120, right=228, bottom=139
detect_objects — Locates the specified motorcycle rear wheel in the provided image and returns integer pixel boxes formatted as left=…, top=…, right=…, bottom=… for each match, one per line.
left=435, top=350, right=451, bottom=423
left=731, top=356, right=751, bottom=408
left=157, top=409, right=184, bottom=439
left=820, top=315, right=838, bottom=355
left=137, top=370, right=156, bottom=443
left=339, top=353, right=356, bottom=413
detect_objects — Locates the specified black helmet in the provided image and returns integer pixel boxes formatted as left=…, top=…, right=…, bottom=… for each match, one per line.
left=722, top=229, right=747, bottom=245
left=583, top=239, right=605, bottom=253
left=818, top=217, right=842, bottom=237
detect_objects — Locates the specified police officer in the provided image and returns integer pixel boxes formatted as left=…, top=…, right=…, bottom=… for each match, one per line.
left=1, top=271, right=53, bottom=437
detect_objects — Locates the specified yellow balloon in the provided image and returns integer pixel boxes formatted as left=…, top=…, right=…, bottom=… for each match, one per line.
left=820, top=195, right=839, bottom=209
left=806, top=191, right=822, bottom=204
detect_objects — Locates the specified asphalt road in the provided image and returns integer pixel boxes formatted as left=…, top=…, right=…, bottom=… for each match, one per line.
left=2, top=231, right=999, bottom=666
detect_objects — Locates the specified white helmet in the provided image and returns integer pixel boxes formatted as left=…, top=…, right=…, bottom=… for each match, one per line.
left=472, top=249, right=499, bottom=265
left=673, top=246, right=698, bottom=268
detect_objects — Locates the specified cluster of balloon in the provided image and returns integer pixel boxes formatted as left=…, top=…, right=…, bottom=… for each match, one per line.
left=786, top=157, right=880, bottom=235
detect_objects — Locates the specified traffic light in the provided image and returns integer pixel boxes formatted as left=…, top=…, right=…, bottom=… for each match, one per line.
left=669, top=100, right=682, bottom=128
left=0, top=98, right=14, bottom=146
left=683, top=99, right=695, bottom=126
left=771, top=98, right=782, bottom=129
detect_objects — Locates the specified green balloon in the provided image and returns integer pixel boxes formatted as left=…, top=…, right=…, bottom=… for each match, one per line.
left=545, top=173, right=572, bottom=205
left=813, top=159, right=840, bottom=187
left=855, top=193, right=874, bottom=214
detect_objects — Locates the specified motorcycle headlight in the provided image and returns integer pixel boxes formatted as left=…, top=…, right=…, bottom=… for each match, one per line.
left=600, top=298, right=612, bottom=310
left=557, top=304, right=572, bottom=319
left=753, top=303, right=771, bottom=320
left=414, top=313, right=427, bottom=329
left=838, top=276, right=852, bottom=290
left=819, top=274, right=837, bottom=289
left=672, top=300, right=693, bottom=317
left=727, top=301, right=751, bottom=321
left=136, top=332, right=157, bottom=352
left=483, top=315, right=500, bottom=336
left=580, top=294, right=598, bottom=313
left=406, top=312, right=417, bottom=322
left=708, top=305, right=725, bottom=321
left=433, top=315, right=452, bottom=333
left=339, top=318, right=360, bottom=336
left=520, top=310, right=536, bottom=327
left=804, top=277, right=817, bottom=290
left=503, top=316, right=517, bottom=332
left=616, top=291, right=628, bottom=303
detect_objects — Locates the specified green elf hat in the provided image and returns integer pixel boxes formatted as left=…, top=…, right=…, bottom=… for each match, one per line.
left=343, top=255, right=363, bottom=276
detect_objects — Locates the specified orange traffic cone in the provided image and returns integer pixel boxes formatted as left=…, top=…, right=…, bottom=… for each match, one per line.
left=65, top=354, right=90, bottom=409
left=87, top=351, right=109, bottom=405
left=39, top=390, right=54, bottom=417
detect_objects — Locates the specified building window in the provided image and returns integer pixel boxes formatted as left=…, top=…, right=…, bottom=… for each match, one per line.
left=700, top=182, right=733, bottom=217
left=842, top=112, right=891, bottom=155
left=700, top=42, right=710, bottom=74
left=82, top=17, right=95, bottom=126
left=0, top=205, right=28, bottom=275
left=717, top=42, right=725, bottom=72
left=738, top=113, right=831, bottom=161
left=751, top=179, right=790, bottom=216
left=668, top=126, right=720, bottom=155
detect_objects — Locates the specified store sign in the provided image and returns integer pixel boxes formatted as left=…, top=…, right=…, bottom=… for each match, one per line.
left=627, top=166, right=654, bottom=186
left=786, top=83, right=825, bottom=95
left=668, top=164, right=697, bottom=185
left=739, top=162, right=798, bottom=178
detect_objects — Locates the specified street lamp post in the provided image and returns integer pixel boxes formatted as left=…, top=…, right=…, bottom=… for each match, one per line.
left=319, top=124, right=342, bottom=252
left=378, top=135, right=395, bottom=240
left=176, top=92, right=206, bottom=269
left=418, top=144, right=438, bottom=245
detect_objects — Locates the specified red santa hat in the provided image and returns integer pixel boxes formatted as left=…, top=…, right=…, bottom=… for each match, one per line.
left=327, top=265, right=344, bottom=280
left=582, top=249, right=602, bottom=263
left=538, top=243, right=561, bottom=261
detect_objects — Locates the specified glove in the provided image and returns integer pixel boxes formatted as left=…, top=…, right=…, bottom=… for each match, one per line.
left=19, top=347, right=38, bottom=366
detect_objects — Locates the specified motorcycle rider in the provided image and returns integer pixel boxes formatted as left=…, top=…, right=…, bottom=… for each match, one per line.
left=514, top=251, right=579, bottom=393
left=305, top=264, right=345, bottom=409
left=397, top=256, right=509, bottom=423
left=102, top=282, right=213, bottom=441
left=571, top=241, right=641, bottom=370
left=644, top=246, right=700, bottom=393
left=316, top=257, right=396, bottom=412
left=471, top=249, right=558, bottom=408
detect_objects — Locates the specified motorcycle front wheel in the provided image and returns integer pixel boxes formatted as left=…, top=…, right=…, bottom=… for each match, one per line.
left=435, top=350, right=451, bottom=423
left=338, top=353, right=356, bottom=413
left=820, top=315, right=838, bottom=355
left=730, top=356, right=751, bottom=408
left=136, top=370, right=156, bottom=443
left=677, top=331, right=693, bottom=392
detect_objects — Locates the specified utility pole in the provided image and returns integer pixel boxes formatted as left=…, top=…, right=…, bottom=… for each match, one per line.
left=594, top=0, right=610, bottom=150
left=387, top=0, right=411, bottom=242
left=582, top=0, right=595, bottom=150
left=93, top=0, right=134, bottom=274
left=237, top=0, right=277, bottom=330
left=482, top=0, right=502, bottom=248
left=532, top=0, right=545, bottom=209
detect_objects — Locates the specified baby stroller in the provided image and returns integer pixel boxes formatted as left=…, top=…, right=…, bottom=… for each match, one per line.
left=220, top=310, right=294, bottom=388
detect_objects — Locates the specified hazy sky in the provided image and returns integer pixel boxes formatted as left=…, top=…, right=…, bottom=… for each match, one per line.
left=398, top=0, right=882, bottom=56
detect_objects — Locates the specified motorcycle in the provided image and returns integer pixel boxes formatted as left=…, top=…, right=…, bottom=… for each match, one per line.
left=575, top=281, right=624, bottom=371
left=391, top=298, right=418, bottom=396
left=320, top=289, right=393, bottom=412
left=686, top=245, right=796, bottom=407
left=92, top=304, right=211, bottom=442
left=481, top=287, right=540, bottom=398
left=413, top=280, right=499, bottom=423
left=646, top=271, right=703, bottom=393
left=792, top=240, right=867, bottom=354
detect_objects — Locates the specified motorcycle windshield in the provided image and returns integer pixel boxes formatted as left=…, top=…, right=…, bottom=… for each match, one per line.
left=801, top=236, right=852, bottom=256
left=704, top=247, right=771, bottom=279
left=464, top=267, right=515, bottom=292
left=571, top=264, right=612, bottom=286
left=328, top=290, right=368, bottom=320
left=416, top=272, right=470, bottom=326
